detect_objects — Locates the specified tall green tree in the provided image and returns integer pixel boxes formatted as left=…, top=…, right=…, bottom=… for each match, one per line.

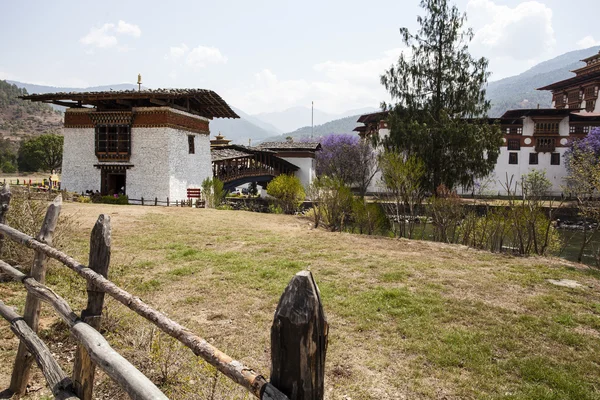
left=380, top=0, right=502, bottom=193
left=17, top=134, right=63, bottom=172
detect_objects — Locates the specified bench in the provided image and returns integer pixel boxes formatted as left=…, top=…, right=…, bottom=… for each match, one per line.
left=186, top=188, right=206, bottom=208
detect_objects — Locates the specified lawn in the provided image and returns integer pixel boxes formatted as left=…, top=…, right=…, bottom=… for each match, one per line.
left=0, top=203, right=599, bottom=399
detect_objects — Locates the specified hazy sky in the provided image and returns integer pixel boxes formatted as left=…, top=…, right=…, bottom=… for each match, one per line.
left=1, top=0, right=599, bottom=114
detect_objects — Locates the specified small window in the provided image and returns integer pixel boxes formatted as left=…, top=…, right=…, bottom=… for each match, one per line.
left=509, top=152, right=518, bottom=165
left=517, top=127, right=523, bottom=135
left=551, top=153, right=560, bottom=165
left=188, top=135, right=195, bottom=154
left=529, top=153, right=538, bottom=165
left=507, top=139, right=520, bottom=150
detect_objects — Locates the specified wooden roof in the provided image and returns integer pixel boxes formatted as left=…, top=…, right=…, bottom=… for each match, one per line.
left=256, top=142, right=321, bottom=151
left=357, top=111, right=389, bottom=124
left=20, top=89, right=239, bottom=120
left=500, top=108, right=575, bottom=119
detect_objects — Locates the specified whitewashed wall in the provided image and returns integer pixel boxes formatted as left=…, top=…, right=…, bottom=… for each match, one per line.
left=279, top=157, right=315, bottom=188
left=61, top=128, right=100, bottom=193
left=127, top=127, right=171, bottom=200
left=167, top=130, right=212, bottom=201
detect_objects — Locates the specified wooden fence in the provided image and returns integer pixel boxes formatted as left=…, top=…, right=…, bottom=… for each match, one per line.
left=0, top=184, right=328, bottom=400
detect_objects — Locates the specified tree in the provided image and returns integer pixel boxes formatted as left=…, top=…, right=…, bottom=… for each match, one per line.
left=564, top=127, right=600, bottom=263
left=380, top=0, right=502, bottom=193
left=315, top=134, right=378, bottom=196
left=17, top=134, right=63, bottom=172
left=267, top=174, right=306, bottom=214
left=378, top=152, right=426, bottom=238
left=201, top=177, right=225, bottom=208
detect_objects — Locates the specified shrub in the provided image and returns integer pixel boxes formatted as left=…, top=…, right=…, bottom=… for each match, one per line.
left=266, top=174, right=305, bottom=214
left=201, top=178, right=225, bottom=208
left=351, top=199, right=390, bottom=235
left=318, top=177, right=354, bottom=231
left=91, top=194, right=129, bottom=205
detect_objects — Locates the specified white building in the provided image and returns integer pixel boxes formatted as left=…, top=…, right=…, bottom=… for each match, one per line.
left=355, top=50, right=600, bottom=196
left=22, top=89, right=239, bottom=201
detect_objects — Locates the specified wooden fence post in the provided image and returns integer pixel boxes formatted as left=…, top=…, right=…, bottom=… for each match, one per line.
left=0, top=183, right=11, bottom=254
left=155, top=197, right=158, bottom=206
left=72, top=214, right=111, bottom=400
left=270, top=270, right=328, bottom=400
left=10, top=195, right=62, bottom=395
left=141, top=197, right=144, bottom=206
left=167, top=197, right=169, bottom=207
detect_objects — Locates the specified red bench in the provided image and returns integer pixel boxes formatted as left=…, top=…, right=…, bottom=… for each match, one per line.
left=186, top=188, right=206, bottom=208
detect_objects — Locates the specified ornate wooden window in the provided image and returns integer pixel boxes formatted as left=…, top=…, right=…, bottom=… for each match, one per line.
left=570, top=125, right=591, bottom=134
left=188, top=135, right=195, bottom=154
left=534, top=122, right=559, bottom=134
left=568, top=90, right=580, bottom=103
left=551, top=153, right=560, bottom=165
left=586, top=100, right=596, bottom=112
left=504, top=127, right=523, bottom=135
left=507, top=139, right=520, bottom=150
left=584, top=86, right=598, bottom=100
left=508, top=152, right=518, bottom=165
left=95, top=125, right=131, bottom=161
left=535, top=137, right=556, bottom=153
left=529, top=153, right=538, bottom=165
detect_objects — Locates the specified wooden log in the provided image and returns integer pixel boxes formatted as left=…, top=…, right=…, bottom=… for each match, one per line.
left=0, top=301, right=79, bottom=400
left=0, top=183, right=11, bottom=255
left=0, top=223, right=282, bottom=399
left=270, top=271, right=328, bottom=400
left=10, top=195, right=62, bottom=395
left=0, top=259, right=167, bottom=400
left=72, top=215, right=111, bottom=400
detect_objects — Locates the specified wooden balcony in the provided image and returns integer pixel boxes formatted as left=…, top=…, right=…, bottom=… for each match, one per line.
left=535, top=137, right=556, bottom=153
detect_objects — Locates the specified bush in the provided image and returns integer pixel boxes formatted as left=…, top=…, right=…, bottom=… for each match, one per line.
left=2, top=193, right=77, bottom=266
left=91, top=194, right=129, bottom=205
left=351, top=199, right=390, bottom=235
left=201, top=178, right=225, bottom=208
left=318, top=177, right=354, bottom=232
left=266, top=175, right=305, bottom=214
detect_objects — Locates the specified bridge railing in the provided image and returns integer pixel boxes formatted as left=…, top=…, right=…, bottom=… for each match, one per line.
left=0, top=185, right=328, bottom=400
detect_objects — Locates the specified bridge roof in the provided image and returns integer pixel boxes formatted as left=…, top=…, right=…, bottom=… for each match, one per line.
left=211, top=147, right=254, bottom=162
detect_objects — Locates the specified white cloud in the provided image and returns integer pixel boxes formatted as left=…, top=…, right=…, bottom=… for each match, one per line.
left=468, top=0, right=555, bottom=61
left=186, top=46, right=228, bottom=68
left=577, top=36, right=600, bottom=49
left=225, top=48, right=402, bottom=114
left=116, top=20, right=141, bottom=37
left=466, top=0, right=556, bottom=80
left=314, top=48, right=403, bottom=83
left=164, top=44, right=227, bottom=68
left=80, top=23, right=118, bottom=48
left=165, top=43, right=189, bottom=61
left=80, top=21, right=141, bottom=49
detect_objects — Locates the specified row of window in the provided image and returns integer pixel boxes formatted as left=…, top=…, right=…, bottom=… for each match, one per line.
left=508, top=152, right=560, bottom=165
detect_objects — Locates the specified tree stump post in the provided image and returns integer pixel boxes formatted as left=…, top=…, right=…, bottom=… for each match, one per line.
left=141, top=197, right=144, bottom=206
left=10, top=195, right=62, bottom=395
left=155, top=197, right=158, bottom=206
left=270, top=270, right=328, bottom=400
left=72, top=214, right=111, bottom=400
left=0, top=183, right=11, bottom=255
left=167, top=197, right=169, bottom=207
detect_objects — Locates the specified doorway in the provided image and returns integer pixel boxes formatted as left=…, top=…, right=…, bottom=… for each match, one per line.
left=101, top=169, right=126, bottom=195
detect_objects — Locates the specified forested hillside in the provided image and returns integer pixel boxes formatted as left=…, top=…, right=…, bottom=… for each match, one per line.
left=0, top=80, right=62, bottom=140
left=0, top=80, right=63, bottom=172
left=486, top=46, right=600, bottom=117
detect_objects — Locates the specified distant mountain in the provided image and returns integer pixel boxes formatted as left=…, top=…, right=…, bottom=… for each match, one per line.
left=486, top=46, right=600, bottom=117
left=253, top=106, right=378, bottom=133
left=263, top=114, right=366, bottom=142
left=7, top=80, right=279, bottom=145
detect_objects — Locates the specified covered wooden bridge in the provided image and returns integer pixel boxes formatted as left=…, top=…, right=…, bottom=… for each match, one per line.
left=211, top=145, right=299, bottom=190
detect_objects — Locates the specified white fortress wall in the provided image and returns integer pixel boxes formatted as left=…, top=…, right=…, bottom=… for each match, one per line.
left=127, top=127, right=171, bottom=200
left=61, top=127, right=100, bottom=194
left=168, top=128, right=212, bottom=201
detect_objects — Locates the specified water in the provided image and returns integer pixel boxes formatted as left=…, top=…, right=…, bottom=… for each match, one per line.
left=556, top=229, right=600, bottom=266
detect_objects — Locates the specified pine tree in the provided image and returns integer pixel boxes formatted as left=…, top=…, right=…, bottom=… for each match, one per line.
left=380, top=0, right=502, bottom=193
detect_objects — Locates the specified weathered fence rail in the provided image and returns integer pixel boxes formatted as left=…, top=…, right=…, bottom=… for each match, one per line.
left=0, top=186, right=328, bottom=400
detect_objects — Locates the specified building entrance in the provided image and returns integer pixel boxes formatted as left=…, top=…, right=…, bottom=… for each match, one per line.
left=101, top=169, right=127, bottom=195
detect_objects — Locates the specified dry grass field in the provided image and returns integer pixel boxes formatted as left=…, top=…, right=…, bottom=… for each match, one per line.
left=1, top=202, right=600, bottom=399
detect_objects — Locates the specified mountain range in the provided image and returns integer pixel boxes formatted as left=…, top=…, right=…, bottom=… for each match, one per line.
left=4, top=45, right=600, bottom=144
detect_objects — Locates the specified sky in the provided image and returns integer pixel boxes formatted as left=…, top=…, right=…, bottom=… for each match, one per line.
left=1, top=0, right=599, bottom=115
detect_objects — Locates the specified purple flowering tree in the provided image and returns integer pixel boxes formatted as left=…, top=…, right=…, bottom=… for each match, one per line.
left=314, top=134, right=378, bottom=197
left=564, top=126, right=600, bottom=264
